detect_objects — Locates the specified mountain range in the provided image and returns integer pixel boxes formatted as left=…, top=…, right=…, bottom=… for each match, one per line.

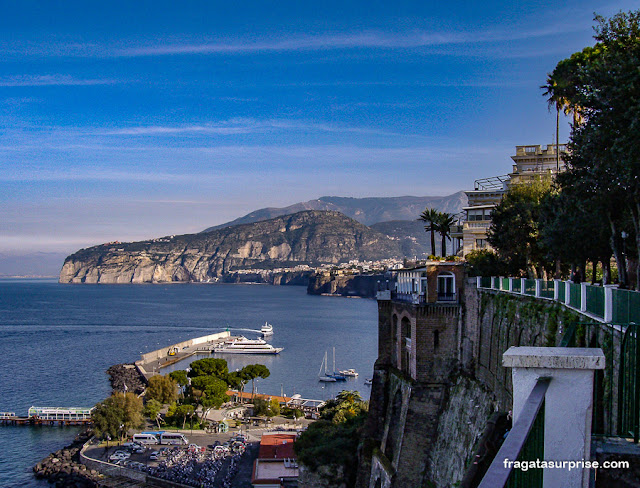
left=203, top=192, right=466, bottom=231
left=59, top=211, right=407, bottom=284
left=55, top=192, right=466, bottom=283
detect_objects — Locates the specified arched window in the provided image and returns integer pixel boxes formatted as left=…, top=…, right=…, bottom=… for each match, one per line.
left=437, top=272, right=456, bottom=301
left=401, top=316, right=411, bottom=339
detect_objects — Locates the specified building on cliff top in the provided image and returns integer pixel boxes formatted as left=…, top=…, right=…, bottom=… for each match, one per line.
left=362, top=263, right=466, bottom=487
left=451, top=144, right=567, bottom=256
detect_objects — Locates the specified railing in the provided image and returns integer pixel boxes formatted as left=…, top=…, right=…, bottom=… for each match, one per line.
left=437, top=292, right=457, bottom=302
left=586, top=286, right=605, bottom=319
left=479, top=377, right=549, bottom=488
left=477, top=276, right=640, bottom=325
left=511, top=279, right=521, bottom=293
left=568, top=282, right=581, bottom=309
left=523, top=279, right=535, bottom=296
left=612, top=288, right=640, bottom=324
left=391, top=291, right=426, bottom=305
left=539, top=281, right=554, bottom=300
left=563, top=322, right=640, bottom=443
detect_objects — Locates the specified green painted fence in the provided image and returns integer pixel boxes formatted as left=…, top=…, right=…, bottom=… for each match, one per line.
left=613, top=288, right=640, bottom=324
left=585, top=286, right=605, bottom=319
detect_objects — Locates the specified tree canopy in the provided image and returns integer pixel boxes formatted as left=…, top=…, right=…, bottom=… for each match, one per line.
left=145, top=374, right=179, bottom=405
left=92, top=393, right=145, bottom=440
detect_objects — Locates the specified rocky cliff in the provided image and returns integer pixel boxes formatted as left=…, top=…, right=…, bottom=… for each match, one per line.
left=59, top=211, right=404, bottom=284
left=307, top=273, right=387, bottom=298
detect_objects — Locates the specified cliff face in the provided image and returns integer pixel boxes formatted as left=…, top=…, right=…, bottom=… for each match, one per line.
left=307, top=273, right=387, bottom=298
left=59, top=211, right=404, bottom=284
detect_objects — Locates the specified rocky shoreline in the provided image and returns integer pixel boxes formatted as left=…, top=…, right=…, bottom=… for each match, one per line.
left=107, top=363, right=147, bottom=394
left=33, top=430, right=101, bottom=487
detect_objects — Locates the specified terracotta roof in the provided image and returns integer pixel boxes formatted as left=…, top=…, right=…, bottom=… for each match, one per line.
left=226, top=390, right=292, bottom=403
left=258, top=434, right=297, bottom=459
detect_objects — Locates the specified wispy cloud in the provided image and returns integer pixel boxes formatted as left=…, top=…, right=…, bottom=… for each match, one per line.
left=4, top=19, right=588, bottom=60
left=96, top=118, right=402, bottom=137
left=113, top=24, right=586, bottom=57
left=0, top=74, right=118, bottom=87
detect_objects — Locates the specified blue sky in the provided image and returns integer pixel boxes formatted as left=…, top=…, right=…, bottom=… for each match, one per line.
left=1, top=0, right=635, bottom=255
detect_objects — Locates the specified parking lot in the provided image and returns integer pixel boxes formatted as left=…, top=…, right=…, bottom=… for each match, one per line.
left=86, top=430, right=262, bottom=488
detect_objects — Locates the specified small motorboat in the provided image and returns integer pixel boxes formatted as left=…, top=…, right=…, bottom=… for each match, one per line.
left=339, top=369, right=358, bottom=377
left=364, top=378, right=373, bottom=386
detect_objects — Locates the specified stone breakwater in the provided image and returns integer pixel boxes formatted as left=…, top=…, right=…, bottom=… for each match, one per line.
left=33, top=430, right=101, bottom=487
left=107, top=363, right=147, bottom=394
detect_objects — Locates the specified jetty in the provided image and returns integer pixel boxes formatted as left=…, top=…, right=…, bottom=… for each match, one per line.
left=135, top=330, right=236, bottom=380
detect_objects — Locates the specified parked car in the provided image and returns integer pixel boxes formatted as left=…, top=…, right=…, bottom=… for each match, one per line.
left=109, top=451, right=131, bottom=461
left=149, top=451, right=160, bottom=460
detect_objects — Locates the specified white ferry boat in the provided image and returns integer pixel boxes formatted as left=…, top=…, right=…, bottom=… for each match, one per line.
left=214, top=336, right=283, bottom=354
left=261, top=322, right=274, bottom=336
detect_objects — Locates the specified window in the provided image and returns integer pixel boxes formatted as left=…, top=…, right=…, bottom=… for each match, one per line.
left=476, top=239, right=487, bottom=249
left=434, top=330, right=440, bottom=350
left=437, top=272, right=456, bottom=301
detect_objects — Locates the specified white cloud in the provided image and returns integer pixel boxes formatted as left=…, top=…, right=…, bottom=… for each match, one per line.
left=0, top=74, right=118, bottom=87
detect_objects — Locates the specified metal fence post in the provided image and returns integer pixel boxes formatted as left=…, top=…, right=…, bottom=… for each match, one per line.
left=535, top=279, right=542, bottom=298
left=521, top=278, right=526, bottom=296
left=581, top=283, right=588, bottom=313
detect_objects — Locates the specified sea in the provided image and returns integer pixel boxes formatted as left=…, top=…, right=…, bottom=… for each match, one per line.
left=0, top=279, right=378, bottom=487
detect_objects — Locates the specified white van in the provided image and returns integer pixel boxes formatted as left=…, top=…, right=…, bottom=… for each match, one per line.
left=159, top=432, right=188, bottom=445
left=132, top=433, right=159, bottom=445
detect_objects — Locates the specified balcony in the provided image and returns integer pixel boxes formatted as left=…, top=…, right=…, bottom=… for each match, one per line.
left=391, top=291, right=426, bottom=305
left=437, top=292, right=457, bottom=302
left=464, top=221, right=491, bottom=229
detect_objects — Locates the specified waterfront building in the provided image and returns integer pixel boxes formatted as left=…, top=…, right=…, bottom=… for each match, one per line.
left=27, top=406, right=93, bottom=421
left=455, top=144, right=567, bottom=256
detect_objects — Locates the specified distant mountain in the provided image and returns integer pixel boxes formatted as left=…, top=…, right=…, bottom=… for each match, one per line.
left=59, top=211, right=405, bottom=284
left=203, top=192, right=467, bottom=231
left=371, top=220, right=432, bottom=257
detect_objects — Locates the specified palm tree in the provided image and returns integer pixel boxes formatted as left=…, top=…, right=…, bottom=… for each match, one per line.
left=418, top=208, right=439, bottom=256
left=436, top=212, right=456, bottom=257
left=542, top=69, right=583, bottom=172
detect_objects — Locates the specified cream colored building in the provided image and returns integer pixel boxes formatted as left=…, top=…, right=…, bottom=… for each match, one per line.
left=454, top=144, right=566, bottom=256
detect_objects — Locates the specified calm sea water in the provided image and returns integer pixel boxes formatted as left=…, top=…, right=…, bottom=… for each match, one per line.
left=0, top=280, right=378, bottom=487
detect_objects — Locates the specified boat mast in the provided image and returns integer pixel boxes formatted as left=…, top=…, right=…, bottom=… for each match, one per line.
left=333, top=347, right=336, bottom=373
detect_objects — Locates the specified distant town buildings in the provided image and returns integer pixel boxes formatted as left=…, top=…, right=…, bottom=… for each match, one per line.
left=453, top=144, right=567, bottom=256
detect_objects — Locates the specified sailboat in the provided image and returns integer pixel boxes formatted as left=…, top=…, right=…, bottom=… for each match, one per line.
left=318, top=351, right=337, bottom=382
left=328, top=347, right=347, bottom=381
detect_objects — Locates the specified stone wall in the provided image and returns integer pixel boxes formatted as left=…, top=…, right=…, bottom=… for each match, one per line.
left=427, top=375, right=498, bottom=487
left=464, top=284, right=578, bottom=410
